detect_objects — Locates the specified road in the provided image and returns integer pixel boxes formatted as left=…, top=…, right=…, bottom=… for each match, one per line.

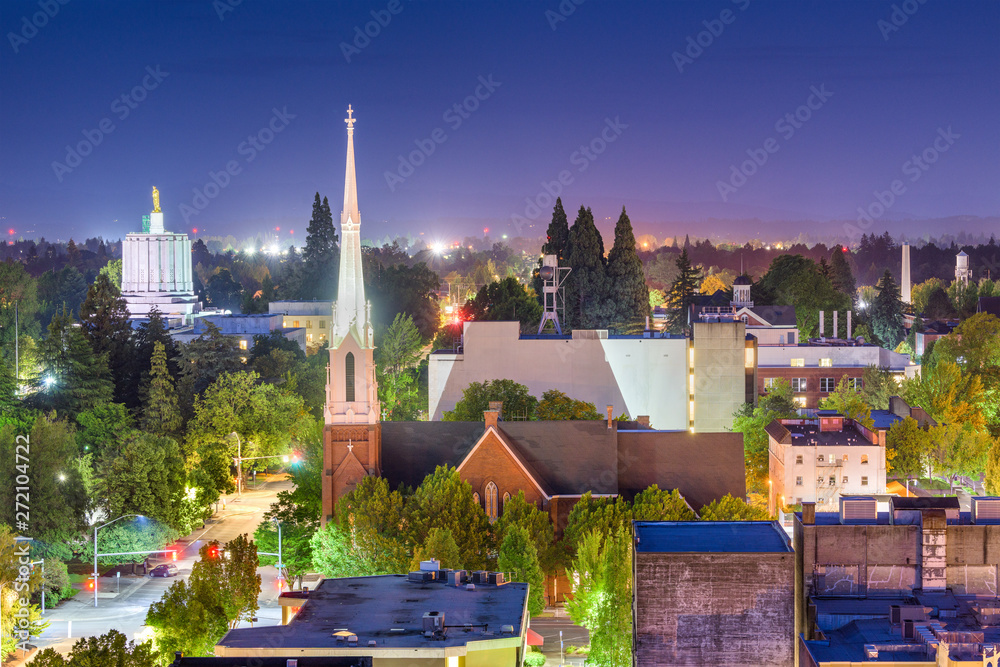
left=530, top=615, right=590, bottom=666
left=33, top=475, right=294, bottom=655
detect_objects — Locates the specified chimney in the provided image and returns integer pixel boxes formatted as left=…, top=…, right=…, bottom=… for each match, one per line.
left=819, top=311, right=825, bottom=337
left=484, top=410, right=499, bottom=430
left=833, top=311, right=839, bottom=339
left=802, top=502, right=816, bottom=525
left=606, top=405, right=614, bottom=429
left=488, top=401, right=503, bottom=419
left=847, top=310, right=852, bottom=339
left=637, top=415, right=650, bottom=428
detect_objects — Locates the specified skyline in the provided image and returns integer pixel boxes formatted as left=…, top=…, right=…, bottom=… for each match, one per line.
left=2, top=0, right=998, bottom=244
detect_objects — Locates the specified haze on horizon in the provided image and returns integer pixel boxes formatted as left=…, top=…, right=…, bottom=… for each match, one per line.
left=1, top=0, right=997, bottom=245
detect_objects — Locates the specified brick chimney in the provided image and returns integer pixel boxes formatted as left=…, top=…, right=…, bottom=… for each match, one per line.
left=802, top=502, right=816, bottom=525
left=488, top=401, right=503, bottom=420
left=484, top=410, right=500, bottom=430
left=606, top=405, right=614, bottom=429
left=637, top=415, right=650, bottom=428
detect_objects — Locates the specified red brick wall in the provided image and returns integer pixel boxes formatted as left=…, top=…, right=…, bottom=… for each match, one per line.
left=458, top=430, right=547, bottom=513
left=757, top=367, right=864, bottom=409
left=322, top=423, right=381, bottom=524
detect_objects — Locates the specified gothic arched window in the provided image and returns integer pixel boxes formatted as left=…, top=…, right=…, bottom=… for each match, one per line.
left=503, top=492, right=511, bottom=514
left=485, top=482, right=499, bottom=522
left=345, top=352, right=355, bottom=402
left=473, top=492, right=480, bottom=506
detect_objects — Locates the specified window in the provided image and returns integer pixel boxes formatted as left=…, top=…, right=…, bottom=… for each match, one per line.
left=847, top=377, right=863, bottom=390
left=817, top=476, right=824, bottom=485
left=861, top=455, right=869, bottom=465
left=842, top=476, right=849, bottom=484
left=744, top=347, right=754, bottom=368
left=796, top=497, right=802, bottom=505
left=503, top=492, right=510, bottom=513
left=473, top=492, right=480, bottom=506
left=820, top=377, right=836, bottom=392
left=239, top=340, right=248, bottom=350
left=307, top=334, right=313, bottom=342
left=306, top=320, right=313, bottom=329
left=790, top=358, right=805, bottom=367
left=795, top=397, right=807, bottom=408
left=345, top=352, right=355, bottom=402
left=861, top=476, right=869, bottom=486
left=293, top=320, right=300, bottom=327
left=817, top=454, right=824, bottom=463
left=842, top=454, right=848, bottom=463
left=819, top=358, right=833, bottom=367
left=795, top=454, right=803, bottom=465
left=796, top=476, right=803, bottom=486
left=741, top=314, right=749, bottom=324
left=791, top=377, right=807, bottom=392
left=788, top=332, right=796, bottom=345
left=829, top=476, right=836, bottom=486
left=485, top=482, right=498, bottom=522
left=764, top=378, right=777, bottom=390
left=319, top=320, right=327, bottom=329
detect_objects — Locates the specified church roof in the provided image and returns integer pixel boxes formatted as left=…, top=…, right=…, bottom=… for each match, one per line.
left=380, top=422, right=484, bottom=490
left=733, top=274, right=752, bottom=286
left=499, top=421, right=618, bottom=495
left=743, top=305, right=797, bottom=326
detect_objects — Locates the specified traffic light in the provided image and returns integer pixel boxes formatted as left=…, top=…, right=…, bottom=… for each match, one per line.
left=87, top=579, right=95, bottom=590
left=171, top=550, right=178, bottom=561
left=207, top=545, right=219, bottom=560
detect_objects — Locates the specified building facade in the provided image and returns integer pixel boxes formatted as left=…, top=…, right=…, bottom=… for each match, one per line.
left=170, top=312, right=305, bottom=354
left=269, top=300, right=333, bottom=352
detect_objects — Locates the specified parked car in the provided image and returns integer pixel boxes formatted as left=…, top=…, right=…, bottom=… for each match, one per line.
left=149, top=564, right=178, bottom=577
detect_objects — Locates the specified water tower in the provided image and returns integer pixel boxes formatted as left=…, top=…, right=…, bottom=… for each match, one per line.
left=956, top=251, right=971, bottom=286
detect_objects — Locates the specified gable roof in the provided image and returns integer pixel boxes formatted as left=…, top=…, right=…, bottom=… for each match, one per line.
left=765, top=420, right=792, bottom=444
left=741, top=305, right=797, bottom=327
left=457, top=426, right=553, bottom=498
left=380, top=422, right=484, bottom=490
left=500, top=421, right=618, bottom=495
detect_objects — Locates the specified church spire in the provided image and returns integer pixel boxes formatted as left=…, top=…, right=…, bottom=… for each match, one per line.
left=332, top=104, right=370, bottom=348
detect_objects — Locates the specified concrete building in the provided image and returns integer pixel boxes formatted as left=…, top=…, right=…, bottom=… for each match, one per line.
left=429, top=319, right=754, bottom=431
left=269, top=300, right=334, bottom=352
left=212, top=565, right=532, bottom=666
left=757, top=342, right=911, bottom=409
left=121, top=188, right=200, bottom=323
left=795, top=497, right=1000, bottom=666
left=632, top=521, right=795, bottom=666
left=171, top=312, right=306, bottom=354
left=690, top=275, right=800, bottom=346
left=915, top=320, right=959, bottom=357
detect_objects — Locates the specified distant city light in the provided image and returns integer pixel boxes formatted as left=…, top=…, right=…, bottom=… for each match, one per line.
left=275, top=226, right=280, bottom=231
left=246, top=247, right=255, bottom=255
left=502, top=234, right=507, bottom=239
left=271, top=244, right=279, bottom=254
left=483, top=227, right=489, bottom=234
left=192, top=228, right=199, bottom=234
left=431, top=242, right=445, bottom=254
left=7, top=229, right=13, bottom=235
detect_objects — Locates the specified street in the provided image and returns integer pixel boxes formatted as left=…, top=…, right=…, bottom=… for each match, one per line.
left=32, top=474, right=294, bottom=655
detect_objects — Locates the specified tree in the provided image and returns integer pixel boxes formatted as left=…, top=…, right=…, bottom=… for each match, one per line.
left=37, top=266, right=88, bottom=326
left=562, top=492, right=632, bottom=556
left=125, top=309, right=179, bottom=411
left=366, top=262, right=441, bottom=340
left=730, top=379, right=798, bottom=491
left=75, top=401, right=135, bottom=457
left=829, top=246, right=856, bottom=301
left=254, top=511, right=315, bottom=590
left=753, top=255, right=850, bottom=338
left=986, top=441, right=1000, bottom=495
left=176, top=321, right=243, bottom=398
left=565, top=206, right=609, bottom=329
left=493, top=490, right=556, bottom=571
left=498, top=526, right=545, bottom=616
left=301, top=193, right=339, bottom=300
left=36, top=306, right=114, bottom=418
left=568, top=526, right=631, bottom=667
left=535, top=390, right=601, bottom=421
left=31, top=630, right=156, bottom=667
left=461, top=277, right=542, bottom=328
left=2, top=524, right=47, bottom=661
left=871, top=269, right=905, bottom=349
left=933, top=313, right=1000, bottom=430
left=699, top=274, right=727, bottom=295
left=310, top=522, right=379, bottom=578
left=140, top=341, right=182, bottom=435
left=200, top=535, right=260, bottom=628
left=605, top=207, right=649, bottom=331
left=886, top=416, right=932, bottom=478
left=80, top=273, right=132, bottom=403
left=328, top=475, right=410, bottom=574
left=404, top=466, right=490, bottom=571
left=97, top=259, right=123, bottom=290
left=911, top=278, right=947, bottom=316
left=664, top=249, right=700, bottom=334
left=859, top=365, right=898, bottom=410
left=412, top=527, right=462, bottom=570
left=818, top=376, right=874, bottom=429
left=443, top=379, right=538, bottom=421
left=700, top=494, right=772, bottom=520
left=631, top=486, right=697, bottom=521
left=929, top=423, right=994, bottom=479
left=541, top=197, right=570, bottom=260
left=205, top=269, right=243, bottom=311
left=249, top=330, right=306, bottom=365
left=901, top=361, right=987, bottom=430
left=0, top=260, right=41, bottom=365
left=94, top=519, right=175, bottom=574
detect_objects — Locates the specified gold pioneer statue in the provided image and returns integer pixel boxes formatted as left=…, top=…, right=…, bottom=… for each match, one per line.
left=152, top=186, right=161, bottom=213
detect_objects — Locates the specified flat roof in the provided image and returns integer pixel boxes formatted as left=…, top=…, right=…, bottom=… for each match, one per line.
left=633, top=521, right=792, bottom=553
left=870, top=409, right=903, bottom=430
left=785, top=422, right=874, bottom=447
left=216, top=574, right=528, bottom=652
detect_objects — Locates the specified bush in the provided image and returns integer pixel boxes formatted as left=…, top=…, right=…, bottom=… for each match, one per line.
left=524, top=650, right=546, bottom=666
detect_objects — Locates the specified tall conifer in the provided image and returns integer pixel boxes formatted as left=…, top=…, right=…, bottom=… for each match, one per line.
left=302, top=193, right=340, bottom=299
left=141, top=341, right=182, bottom=435
left=665, top=249, right=701, bottom=334
left=565, top=207, right=608, bottom=329
left=605, top=207, right=649, bottom=330
left=542, top=198, right=570, bottom=260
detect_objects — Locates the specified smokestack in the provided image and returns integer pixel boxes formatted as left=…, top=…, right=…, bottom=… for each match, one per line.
left=901, top=243, right=911, bottom=304
left=819, top=311, right=825, bottom=337
left=847, top=310, right=852, bottom=339
left=833, top=311, right=839, bottom=339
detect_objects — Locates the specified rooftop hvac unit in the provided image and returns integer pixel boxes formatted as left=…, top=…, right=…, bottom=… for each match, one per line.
left=840, top=497, right=877, bottom=524
left=864, top=644, right=878, bottom=660
left=422, top=611, right=445, bottom=634
left=972, top=497, right=1000, bottom=524
left=488, top=572, right=505, bottom=586
left=472, top=570, right=490, bottom=585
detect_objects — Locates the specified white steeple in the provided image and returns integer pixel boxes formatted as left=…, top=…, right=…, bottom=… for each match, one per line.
left=331, top=104, right=371, bottom=349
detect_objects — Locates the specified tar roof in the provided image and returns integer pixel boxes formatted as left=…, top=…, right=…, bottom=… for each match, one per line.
left=870, top=409, right=903, bottom=430
left=217, top=575, right=528, bottom=651
left=633, top=521, right=792, bottom=553
left=784, top=422, right=874, bottom=447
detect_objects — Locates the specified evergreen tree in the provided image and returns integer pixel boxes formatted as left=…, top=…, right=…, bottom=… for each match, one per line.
left=541, top=197, right=570, bottom=260
left=664, top=249, right=700, bottom=334
left=141, top=341, right=182, bottom=435
left=605, top=207, right=649, bottom=331
left=871, top=269, right=905, bottom=349
left=565, top=206, right=608, bottom=329
left=301, top=193, right=339, bottom=300
left=829, top=247, right=856, bottom=301
left=36, top=306, right=114, bottom=417
left=412, top=527, right=462, bottom=570
left=66, top=239, right=81, bottom=267
left=497, top=526, right=545, bottom=616
left=80, top=273, right=133, bottom=403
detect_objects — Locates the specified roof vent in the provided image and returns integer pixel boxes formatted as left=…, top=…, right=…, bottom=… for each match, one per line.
left=972, top=497, right=1000, bottom=524
left=501, top=624, right=514, bottom=634
left=465, top=583, right=476, bottom=591
left=367, top=640, right=376, bottom=647
left=840, top=496, right=877, bottom=524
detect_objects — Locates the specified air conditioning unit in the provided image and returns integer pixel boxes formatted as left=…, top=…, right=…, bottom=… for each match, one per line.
left=422, top=611, right=445, bottom=634
left=972, top=497, right=1000, bottom=524
left=840, top=496, right=877, bottom=524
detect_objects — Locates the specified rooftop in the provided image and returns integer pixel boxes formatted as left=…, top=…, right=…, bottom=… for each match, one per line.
left=633, top=521, right=792, bottom=553
left=216, top=574, right=528, bottom=652
left=782, top=421, right=875, bottom=447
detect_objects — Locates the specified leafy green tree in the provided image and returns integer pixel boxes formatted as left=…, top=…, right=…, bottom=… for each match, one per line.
left=933, top=313, right=1000, bottom=430
left=366, top=261, right=441, bottom=340
left=249, top=330, right=306, bottom=366
left=818, top=376, right=874, bottom=428
left=562, top=492, right=632, bottom=556
left=829, top=246, right=856, bottom=301
left=443, top=379, right=538, bottom=421
left=75, top=401, right=135, bottom=456
left=140, top=341, right=182, bottom=435
left=412, top=527, right=462, bottom=570
left=901, top=361, right=987, bottom=431
left=79, top=273, right=133, bottom=403
left=310, top=523, right=378, bottom=578
left=36, top=266, right=88, bottom=326
left=0, top=259, right=41, bottom=365
left=536, top=389, right=601, bottom=421
left=255, top=511, right=315, bottom=590
left=176, top=322, right=243, bottom=404
left=859, top=365, right=898, bottom=410
left=2, top=524, right=47, bottom=660
left=871, top=269, right=905, bottom=349
left=376, top=313, right=425, bottom=420
left=753, top=255, right=850, bottom=338
left=329, top=475, right=410, bottom=574
left=301, top=193, right=339, bottom=300
left=929, top=423, right=994, bottom=479
left=0, top=415, right=87, bottom=555
left=588, top=526, right=632, bottom=667
left=36, top=306, right=114, bottom=418
left=565, top=206, right=609, bottom=329
left=31, top=630, right=156, bottom=667
left=730, top=379, right=798, bottom=491
left=461, top=277, right=542, bottom=328
left=541, top=197, right=570, bottom=260
left=631, top=486, right=697, bottom=521
left=985, top=442, right=1000, bottom=495
left=565, top=529, right=602, bottom=629
left=700, top=494, right=771, bottom=520
left=97, top=259, right=123, bottom=289
left=498, top=526, right=545, bottom=616
left=95, top=519, right=174, bottom=574
left=404, top=466, right=490, bottom=571
left=494, top=491, right=556, bottom=572
left=126, top=309, right=179, bottom=410
left=664, top=248, right=700, bottom=334
left=605, top=207, right=649, bottom=331
left=886, top=416, right=932, bottom=478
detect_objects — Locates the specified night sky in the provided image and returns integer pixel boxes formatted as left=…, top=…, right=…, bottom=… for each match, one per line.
left=2, top=0, right=997, bottom=245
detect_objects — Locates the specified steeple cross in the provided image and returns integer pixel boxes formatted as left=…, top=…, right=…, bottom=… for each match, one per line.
left=345, top=105, right=355, bottom=130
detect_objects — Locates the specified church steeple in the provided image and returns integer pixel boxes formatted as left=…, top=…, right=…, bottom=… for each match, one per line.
left=332, top=104, right=370, bottom=349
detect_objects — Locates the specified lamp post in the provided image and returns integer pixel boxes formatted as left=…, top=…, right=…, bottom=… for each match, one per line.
left=93, top=515, right=143, bottom=607
left=229, top=432, right=243, bottom=496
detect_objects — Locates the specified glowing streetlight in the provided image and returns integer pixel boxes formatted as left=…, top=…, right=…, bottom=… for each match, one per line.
left=431, top=243, right=444, bottom=255
left=43, top=375, right=55, bottom=388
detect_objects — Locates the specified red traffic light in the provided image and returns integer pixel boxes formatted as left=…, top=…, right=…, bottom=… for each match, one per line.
left=87, top=580, right=95, bottom=590
left=171, top=551, right=178, bottom=561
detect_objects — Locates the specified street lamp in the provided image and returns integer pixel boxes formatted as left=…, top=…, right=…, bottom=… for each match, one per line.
left=93, top=514, right=144, bottom=607
left=228, top=432, right=244, bottom=496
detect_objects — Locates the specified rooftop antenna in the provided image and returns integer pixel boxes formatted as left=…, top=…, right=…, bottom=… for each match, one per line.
left=538, top=255, right=571, bottom=335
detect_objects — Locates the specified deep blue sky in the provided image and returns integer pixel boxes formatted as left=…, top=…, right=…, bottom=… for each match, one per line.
left=2, top=0, right=997, bottom=245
